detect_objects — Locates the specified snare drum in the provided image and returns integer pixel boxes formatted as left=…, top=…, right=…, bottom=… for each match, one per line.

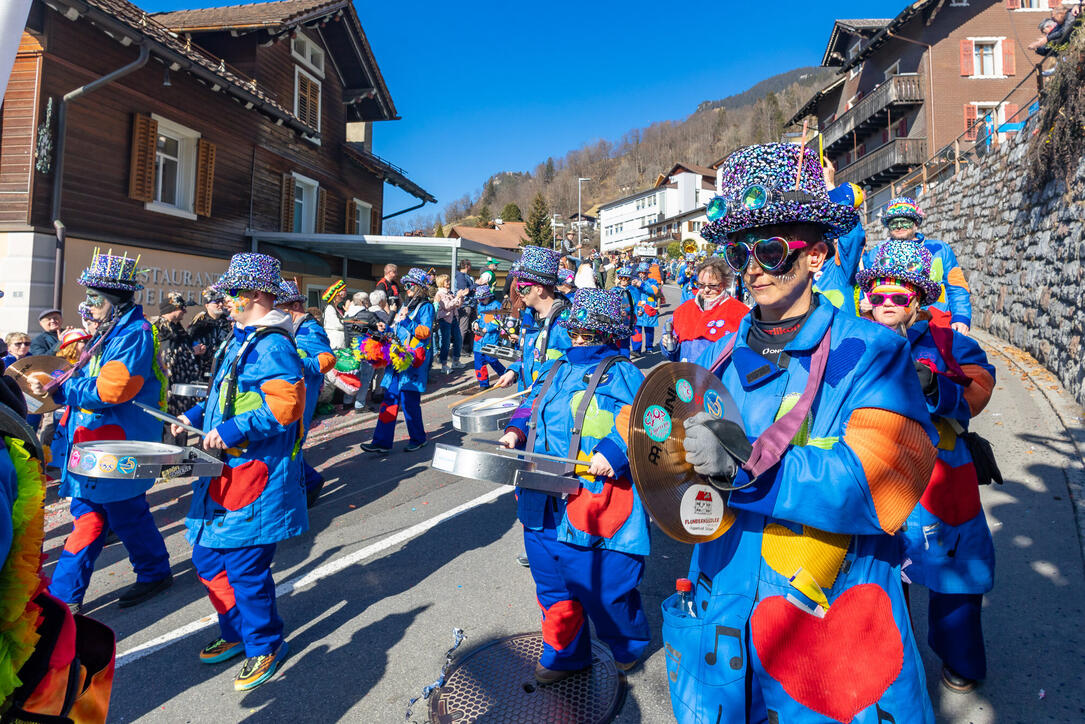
left=430, top=443, right=580, bottom=495
left=171, top=383, right=209, bottom=398
left=451, top=398, right=519, bottom=433
left=480, top=344, right=519, bottom=362
left=67, top=441, right=224, bottom=479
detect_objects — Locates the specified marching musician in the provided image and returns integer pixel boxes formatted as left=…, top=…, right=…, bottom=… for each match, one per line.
left=172, top=253, right=306, bottom=691
left=669, top=144, right=940, bottom=722
left=857, top=241, right=997, bottom=694
left=471, top=284, right=508, bottom=390
left=614, top=266, right=637, bottom=357
left=675, top=254, right=698, bottom=303
left=360, top=268, right=435, bottom=454
left=499, top=288, right=650, bottom=683
left=43, top=250, right=173, bottom=614
left=660, top=256, right=748, bottom=363
left=630, top=262, right=661, bottom=355
left=277, top=280, right=337, bottom=507
left=493, top=246, right=572, bottom=392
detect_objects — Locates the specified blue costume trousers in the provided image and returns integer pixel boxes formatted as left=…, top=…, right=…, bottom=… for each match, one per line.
left=473, top=352, right=506, bottom=389
left=524, top=507, right=649, bottom=670
left=636, top=326, right=655, bottom=354
left=929, top=591, right=986, bottom=680
left=50, top=495, right=171, bottom=604
left=372, top=388, right=425, bottom=448
left=192, top=543, right=282, bottom=658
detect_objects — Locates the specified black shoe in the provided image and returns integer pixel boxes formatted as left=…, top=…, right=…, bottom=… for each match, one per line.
left=941, top=665, right=978, bottom=693
left=306, top=479, right=325, bottom=508
left=404, top=440, right=428, bottom=452
left=534, top=661, right=589, bottom=684
left=360, top=442, right=391, bottom=454
left=118, top=575, right=173, bottom=608
left=66, top=601, right=82, bottom=615
left=516, top=553, right=530, bottom=568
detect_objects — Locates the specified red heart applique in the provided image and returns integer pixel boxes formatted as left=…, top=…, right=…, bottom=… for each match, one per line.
left=920, top=458, right=981, bottom=526
left=209, top=459, right=270, bottom=511
left=750, top=584, right=903, bottom=723
left=565, top=478, right=634, bottom=538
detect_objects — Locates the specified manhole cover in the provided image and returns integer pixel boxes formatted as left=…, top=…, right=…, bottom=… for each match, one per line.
left=429, top=632, right=625, bottom=724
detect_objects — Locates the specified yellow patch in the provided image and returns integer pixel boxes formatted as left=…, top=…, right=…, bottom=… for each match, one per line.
left=569, top=391, right=616, bottom=440
left=774, top=393, right=810, bottom=446
left=934, top=417, right=958, bottom=451
left=220, top=388, right=263, bottom=416
left=762, top=523, right=851, bottom=591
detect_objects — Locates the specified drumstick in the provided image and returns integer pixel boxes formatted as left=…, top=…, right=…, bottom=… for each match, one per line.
left=482, top=442, right=587, bottom=469
left=472, top=385, right=533, bottom=411
left=447, top=386, right=491, bottom=408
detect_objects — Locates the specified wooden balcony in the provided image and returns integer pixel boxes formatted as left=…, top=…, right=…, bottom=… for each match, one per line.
left=836, top=137, right=927, bottom=188
left=645, top=231, right=681, bottom=247
left=819, top=74, right=924, bottom=152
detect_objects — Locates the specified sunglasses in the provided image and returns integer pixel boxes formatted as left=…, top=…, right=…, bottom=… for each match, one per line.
left=514, top=281, right=537, bottom=292
left=567, top=329, right=599, bottom=343
left=723, top=237, right=808, bottom=273
left=11, top=342, right=29, bottom=347
left=699, top=281, right=726, bottom=292
left=869, top=291, right=916, bottom=307
left=888, top=219, right=916, bottom=230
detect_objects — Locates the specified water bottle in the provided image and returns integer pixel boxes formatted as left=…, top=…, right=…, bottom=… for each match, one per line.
left=676, top=578, right=696, bottom=618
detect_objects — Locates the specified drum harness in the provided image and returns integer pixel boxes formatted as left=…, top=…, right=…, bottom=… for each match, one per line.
left=530, top=298, right=569, bottom=364
left=208, top=326, right=294, bottom=422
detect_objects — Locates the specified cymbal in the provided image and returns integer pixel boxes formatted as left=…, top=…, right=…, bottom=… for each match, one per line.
left=628, top=362, right=743, bottom=544
left=5, top=355, right=71, bottom=415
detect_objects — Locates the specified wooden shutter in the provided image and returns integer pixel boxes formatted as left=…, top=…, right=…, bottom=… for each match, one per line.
left=1003, top=103, right=1019, bottom=128
left=897, top=118, right=908, bottom=137
left=1002, top=38, right=1016, bottom=76
left=280, top=173, right=295, bottom=232
left=370, top=207, right=379, bottom=235
left=1005, top=0, right=1020, bottom=9
left=296, top=73, right=321, bottom=130
left=194, top=139, right=216, bottom=217
left=959, top=39, right=974, bottom=76
left=964, top=105, right=978, bottom=141
left=316, top=187, right=327, bottom=233
left=128, top=113, right=157, bottom=202
left=345, top=198, right=357, bottom=233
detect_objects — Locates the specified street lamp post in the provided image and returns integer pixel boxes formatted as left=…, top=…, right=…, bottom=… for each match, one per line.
left=577, top=177, right=590, bottom=257
left=551, top=213, right=562, bottom=250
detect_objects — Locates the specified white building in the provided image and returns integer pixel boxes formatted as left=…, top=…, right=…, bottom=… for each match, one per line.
left=598, top=163, right=716, bottom=255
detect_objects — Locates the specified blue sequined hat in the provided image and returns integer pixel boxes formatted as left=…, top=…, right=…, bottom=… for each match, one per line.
left=881, top=197, right=925, bottom=227
left=617, top=266, right=634, bottom=278
left=636, top=262, right=650, bottom=273
left=277, top=279, right=306, bottom=305
left=212, top=253, right=284, bottom=296
left=77, top=248, right=144, bottom=291
left=701, top=143, right=859, bottom=244
left=683, top=253, right=697, bottom=262
left=401, top=267, right=430, bottom=288
left=473, top=283, right=494, bottom=300
left=559, top=288, right=630, bottom=338
left=558, top=268, right=576, bottom=286
left=855, top=239, right=941, bottom=305
left=511, top=245, right=559, bottom=286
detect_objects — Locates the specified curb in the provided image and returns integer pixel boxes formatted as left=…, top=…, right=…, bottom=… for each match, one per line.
left=973, top=328, right=1085, bottom=567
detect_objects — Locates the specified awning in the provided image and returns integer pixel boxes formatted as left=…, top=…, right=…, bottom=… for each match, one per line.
left=245, top=231, right=520, bottom=272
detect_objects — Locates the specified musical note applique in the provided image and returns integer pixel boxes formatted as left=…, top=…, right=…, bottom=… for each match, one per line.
left=696, top=572, right=713, bottom=612
left=875, top=703, right=896, bottom=723
left=704, top=625, right=743, bottom=670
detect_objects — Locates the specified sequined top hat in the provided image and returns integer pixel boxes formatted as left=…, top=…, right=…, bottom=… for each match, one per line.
left=77, top=248, right=144, bottom=291
left=559, top=288, right=630, bottom=338
left=473, top=283, right=494, bottom=301
left=277, top=280, right=306, bottom=306
left=617, top=266, right=634, bottom=278
left=211, top=253, right=284, bottom=297
left=201, top=286, right=225, bottom=304
left=558, top=268, right=575, bottom=286
left=401, top=268, right=430, bottom=288
left=855, top=239, right=941, bottom=305
left=636, top=262, right=650, bottom=273
left=881, top=197, right=925, bottom=227
left=322, top=280, right=346, bottom=303
left=701, top=143, right=859, bottom=243
left=511, top=245, right=559, bottom=286
left=684, top=253, right=697, bottom=262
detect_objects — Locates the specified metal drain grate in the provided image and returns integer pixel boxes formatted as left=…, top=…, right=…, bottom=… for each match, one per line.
left=429, top=632, right=626, bottom=723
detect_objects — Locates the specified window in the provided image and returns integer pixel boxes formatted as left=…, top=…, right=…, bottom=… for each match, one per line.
left=146, top=115, right=200, bottom=220
left=850, top=61, right=863, bottom=80
left=294, top=66, right=321, bottom=137
left=974, top=41, right=997, bottom=76
left=1016, top=0, right=1048, bottom=10
left=291, top=173, right=319, bottom=233
left=291, top=32, right=325, bottom=77
left=353, top=199, right=372, bottom=235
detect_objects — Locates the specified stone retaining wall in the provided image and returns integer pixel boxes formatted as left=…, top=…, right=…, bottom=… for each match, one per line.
left=916, top=131, right=1085, bottom=406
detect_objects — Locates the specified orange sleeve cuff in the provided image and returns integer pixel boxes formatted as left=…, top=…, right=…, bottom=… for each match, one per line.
left=96, top=360, right=144, bottom=404
left=960, top=364, right=994, bottom=417
left=260, top=379, right=305, bottom=426
left=317, top=352, right=336, bottom=374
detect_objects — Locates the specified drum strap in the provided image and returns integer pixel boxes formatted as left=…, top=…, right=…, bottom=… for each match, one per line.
left=220, top=327, right=294, bottom=422
left=524, top=360, right=566, bottom=461
left=534, top=299, right=568, bottom=363
left=708, top=324, right=832, bottom=479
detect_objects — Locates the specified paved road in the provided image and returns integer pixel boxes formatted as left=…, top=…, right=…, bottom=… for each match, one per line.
left=47, top=284, right=1085, bottom=723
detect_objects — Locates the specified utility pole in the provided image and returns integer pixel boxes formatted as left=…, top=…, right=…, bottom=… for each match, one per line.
left=577, top=177, right=590, bottom=257
left=551, top=213, right=561, bottom=249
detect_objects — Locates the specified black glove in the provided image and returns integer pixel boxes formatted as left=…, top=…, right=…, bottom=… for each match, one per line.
left=914, top=360, right=938, bottom=397
left=683, top=412, right=753, bottom=490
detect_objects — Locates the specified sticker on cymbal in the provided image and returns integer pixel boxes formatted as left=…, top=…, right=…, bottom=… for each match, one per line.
left=643, top=405, right=672, bottom=442
left=676, top=378, right=693, bottom=403
left=680, top=484, right=725, bottom=536
left=704, top=389, right=724, bottom=419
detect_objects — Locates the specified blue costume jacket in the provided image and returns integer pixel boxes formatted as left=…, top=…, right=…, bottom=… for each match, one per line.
left=631, top=278, right=661, bottom=328
left=293, top=315, right=335, bottom=427
left=184, top=311, right=307, bottom=549
left=862, top=235, right=972, bottom=326
left=815, top=221, right=866, bottom=317
left=475, top=300, right=503, bottom=346
left=506, top=304, right=573, bottom=392
left=665, top=296, right=939, bottom=724
left=60, top=304, right=165, bottom=503
left=676, top=265, right=697, bottom=303
left=901, top=320, right=996, bottom=594
left=381, top=299, right=435, bottom=395
left=507, top=345, right=649, bottom=556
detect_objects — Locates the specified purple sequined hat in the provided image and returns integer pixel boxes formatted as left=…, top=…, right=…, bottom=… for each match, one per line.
left=558, top=268, right=576, bottom=286
left=401, top=268, right=430, bottom=288
left=474, top=283, right=494, bottom=300
left=559, top=288, right=630, bottom=338
left=77, top=248, right=144, bottom=291
left=512, top=245, right=559, bottom=286
left=855, top=239, right=941, bottom=305
left=211, top=253, right=284, bottom=296
left=277, top=279, right=306, bottom=305
left=701, top=143, right=859, bottom=244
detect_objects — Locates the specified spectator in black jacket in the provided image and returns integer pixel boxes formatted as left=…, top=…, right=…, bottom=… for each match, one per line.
left=29, top=309, right=63, bottom=356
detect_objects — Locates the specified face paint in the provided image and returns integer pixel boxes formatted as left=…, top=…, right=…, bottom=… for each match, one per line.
left=85, top=292, right=105, bottom=308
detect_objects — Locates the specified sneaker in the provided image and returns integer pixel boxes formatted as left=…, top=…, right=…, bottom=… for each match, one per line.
left=118, top=575, right=173, bottom=608
left=941, top=665, right=978, bottom=693
left=534, top=661, right=589, bottom=685
left=360, top=442, right=391, bottom=454
left=200, top=637, right=243, bottom=665
left=516, top=553, right=530, bottom=568
left=451, top=360, right=466, bottom=370
left=441, top=365, right=451, bottom=375
left=234, top=641, right=289, bottom=691
left=404, top=440, right=428, bottom=452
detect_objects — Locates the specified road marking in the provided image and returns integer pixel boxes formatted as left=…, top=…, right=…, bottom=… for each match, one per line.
left=114, top=485, right=511, bottom=668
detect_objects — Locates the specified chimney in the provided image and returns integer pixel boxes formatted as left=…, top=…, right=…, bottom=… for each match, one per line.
left=346, top=121, right=371, bottom=151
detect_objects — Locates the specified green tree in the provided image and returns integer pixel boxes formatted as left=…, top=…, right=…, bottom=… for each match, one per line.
left=524, top=193, right=551, bottom=247
left=476, top=203, right=492, bottom=227
left=433, top=221, right=445, bottom=237
left=543, top=158, right=555, bottom=185
left=666, top=241, right=681, bottom=259
left=500, top=202, right=523, bottom=222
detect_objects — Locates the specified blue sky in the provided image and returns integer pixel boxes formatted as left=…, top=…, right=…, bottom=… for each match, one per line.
left=142, top=1, right=908, bottom=227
